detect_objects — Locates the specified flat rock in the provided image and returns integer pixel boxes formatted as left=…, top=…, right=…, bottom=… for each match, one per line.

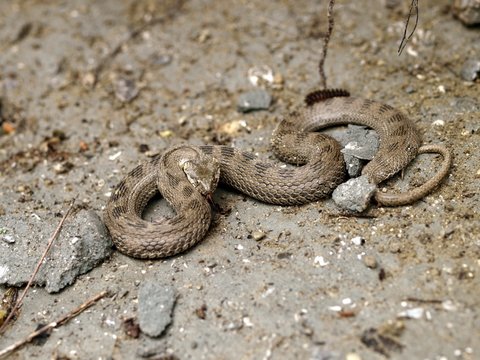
left=332, top=175, right=377, bottom=212
left=237, top=89, right=271, bottom=113
left=138, top=281, right=177, bottom=337
left=0, top=209, right=112, bottom=293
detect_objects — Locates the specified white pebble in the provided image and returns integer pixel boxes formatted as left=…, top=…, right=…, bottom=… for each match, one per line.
left=342, top=297, right=352, bottom=305
left=314, top=256, right=329, bottom=267
left=351, top=236, right=364, bottom=245
left=397, top=307, right=424, bottom=319
left=108, top=151, right=122, bottom=161
left=2, top=235, right=14, bottom=243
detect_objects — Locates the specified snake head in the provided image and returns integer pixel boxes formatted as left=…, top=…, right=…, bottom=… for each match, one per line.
left=180, top=155, right=221, bottom=197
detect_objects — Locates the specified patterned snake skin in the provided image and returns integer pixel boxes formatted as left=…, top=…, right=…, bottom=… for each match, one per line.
left=104, top=90, right=451, bottom=258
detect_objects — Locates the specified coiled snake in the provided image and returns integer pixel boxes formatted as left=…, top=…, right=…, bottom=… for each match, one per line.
left=104, top=89, right=451, bottom=258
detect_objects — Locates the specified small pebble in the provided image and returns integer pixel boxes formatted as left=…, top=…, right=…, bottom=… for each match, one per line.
left=397, top=307, right=424, bottom=319
left=346, top=353, right=363, bottom=360
left=2, top=235, right=15, bottom=244
left=351, top=236, right=365, bottom=246
left=109, top=151, right=122, bottom=161
left=247, top=66, right=274, bottom=86
left=363, top=255, right=378, bottom=269
left=237, top=90, right=272, bottom=113
left=405, top=85, right=416, bottom=94
left=138, top=144, right=150, bottom=153
left=432, top=119, right=445, bottom=126
left=389, top=242, right=401, bottom=253
left=251, top=230, right=266, bottom=241
left=151, top=54, right=172, bottom=66
left=114, top=78, right=140, bottom=103
left=460, top=59, right=480, bottom=81
left=53, top=161, right=74, bottom=174
left=465, top=121, right=480, bottom=134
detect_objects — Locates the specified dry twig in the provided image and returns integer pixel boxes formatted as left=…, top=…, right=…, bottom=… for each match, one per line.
left=398, top=0, right=419, bottom=55
left=0, top=291, right=109, bottom=358
left=318, top=0, right=336, bottom=89
left=0, top=199, right=76, bottom=335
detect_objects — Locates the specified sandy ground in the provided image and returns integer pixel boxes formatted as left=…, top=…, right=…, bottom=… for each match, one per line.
left=0, top=0, right=479, bottom=359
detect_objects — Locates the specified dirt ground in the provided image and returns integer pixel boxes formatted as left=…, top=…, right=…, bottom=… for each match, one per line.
left=0, top=0, right=479, bottom=359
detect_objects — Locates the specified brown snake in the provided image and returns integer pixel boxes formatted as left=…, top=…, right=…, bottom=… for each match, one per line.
left=104, top=90, right=451, bottom=258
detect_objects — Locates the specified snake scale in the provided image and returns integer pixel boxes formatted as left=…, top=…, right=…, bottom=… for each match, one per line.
left=104, top=90, right=451, bottom=258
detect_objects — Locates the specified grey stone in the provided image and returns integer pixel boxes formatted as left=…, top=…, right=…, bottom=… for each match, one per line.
left=150, top=53, right=172, bottom=66
left=341, top=125, right=379, bottom=160
left=405, top=85, right=416, bottom=94
left=465, top=121, right=480, bottom=134
left=0, top=209, right=112, bottom=293
left=310, top=347, right=339, bottom=360
left=114, top=77, right=140, bottom=103
left=460, top=59, right=480, bottom=81
left=339, top=125, right=379, bottom=177
left=343, top=154, right=365, bottom=178
left=453, top=0, right=480, bottom=26
left=138, top=281, right=177, bottom=337
left=237, top=89, right=271, bottom=113
left=332, top=175, right=377, bottom=212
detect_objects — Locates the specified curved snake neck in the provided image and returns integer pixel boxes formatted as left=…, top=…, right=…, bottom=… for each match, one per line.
left=104, top=91, right=451, bottom=259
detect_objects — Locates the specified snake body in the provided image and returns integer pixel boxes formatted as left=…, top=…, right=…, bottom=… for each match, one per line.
left=104, top=92, right=451, bottom=258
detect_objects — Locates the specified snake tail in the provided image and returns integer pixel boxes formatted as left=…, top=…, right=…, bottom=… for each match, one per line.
left=374, top=144, right=452, bottom=206
left=304, top=88, right=350, bottom=106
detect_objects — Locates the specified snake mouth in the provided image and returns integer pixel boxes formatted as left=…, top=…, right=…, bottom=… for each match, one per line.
left=205, top=193, right=230, bottom=215
left=205, top=192, right=214, bottom=204
left=205, top=192, right=218, bottom=210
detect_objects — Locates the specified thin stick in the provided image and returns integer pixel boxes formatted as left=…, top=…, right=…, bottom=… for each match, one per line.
left=318, top=0, right=336, bottom=89
left=398, top=0, right=419, bottom=55
left=0, top=291, right=108, bottom=358
left=0, top=199, right=76, bottom=335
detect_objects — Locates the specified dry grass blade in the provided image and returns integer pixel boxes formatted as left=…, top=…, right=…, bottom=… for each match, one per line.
left=0, top=290, right=109, bottom=358
left=398, top=0, right=419, bottom=55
